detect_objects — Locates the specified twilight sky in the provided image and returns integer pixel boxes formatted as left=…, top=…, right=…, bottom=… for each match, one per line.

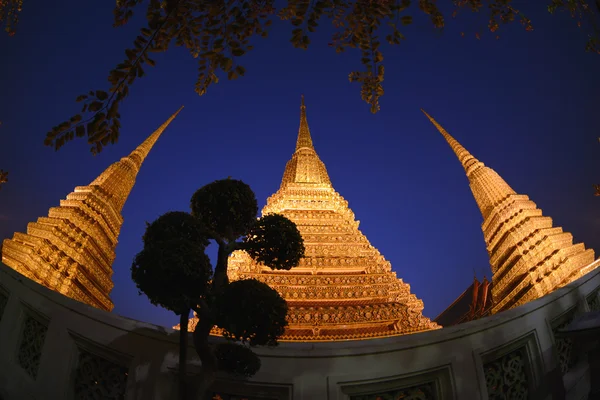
left=1, top=0, right=599, bottom=328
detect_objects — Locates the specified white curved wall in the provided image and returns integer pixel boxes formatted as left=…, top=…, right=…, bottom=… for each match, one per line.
left=0, top=260, right=599, bottom=400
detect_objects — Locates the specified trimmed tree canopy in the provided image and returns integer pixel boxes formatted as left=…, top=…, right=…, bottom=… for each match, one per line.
left=132, top=238, right=212, bottom=315
left=190, top=179, right=258, bottom=242
left=215, top=279, right=288, bottom=347
left=243, top=213, right=305, bottom=270
left=215, top=342, right=262, bottom=378
left=143, top=211, right=209, bottom=247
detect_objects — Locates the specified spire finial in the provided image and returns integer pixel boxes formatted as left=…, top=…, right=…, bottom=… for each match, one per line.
left=295, top=95, right=314, bottom=151
left=421, top=109, right=484, bottom=178
left=126, top=105, right=183, bottom=169
left=91, top=106, right=183, bottom=210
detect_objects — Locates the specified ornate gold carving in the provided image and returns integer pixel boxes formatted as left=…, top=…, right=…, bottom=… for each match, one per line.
left=423, top=109, right=597, bottom=315
left=1, top=108, right=184, bottom=311
left=178, top=99, right=439, bottom=340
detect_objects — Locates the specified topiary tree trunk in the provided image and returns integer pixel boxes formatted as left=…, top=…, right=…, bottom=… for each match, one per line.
left=179, top=312, right=189, bottom=399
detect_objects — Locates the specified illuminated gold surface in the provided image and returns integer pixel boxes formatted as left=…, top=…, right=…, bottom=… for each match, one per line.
left=179, top=98, right=439, bottom=340
left=1, top=108, right=183, bottom=311
left=423, top=110, right=596, bottom=314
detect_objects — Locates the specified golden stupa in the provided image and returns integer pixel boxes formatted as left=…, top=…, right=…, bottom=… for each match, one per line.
left=423, top=110, right=597, bottom=313
left=1, top=108, right=183, bottom=311
left=181, top=98, right=439, bottom=340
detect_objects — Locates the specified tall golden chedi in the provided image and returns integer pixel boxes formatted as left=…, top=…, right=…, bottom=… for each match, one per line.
left=422, top=110, right=597, bottom=314
left=183, top=97, right=439, bottom=340
left=1, top=107, right=183, bottom=311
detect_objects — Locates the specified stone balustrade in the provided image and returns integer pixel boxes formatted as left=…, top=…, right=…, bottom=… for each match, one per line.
left=1, top=260, right=600, bottom=400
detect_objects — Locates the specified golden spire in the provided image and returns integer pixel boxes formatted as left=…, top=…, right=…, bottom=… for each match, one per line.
left=296, top=94, right=314, bottom=151
left=420, top=109, right=485, bottom=178
left=422, top=110, right=516, bottom=219
left=1, top=107, right=183, bottom=311
left=423, top=110, right=596, bottom=314
left=280, top=96, right=331, bottom=188
left=89, top=106, right=184, bottom=212
left=178, top=101, right=440, bottom=340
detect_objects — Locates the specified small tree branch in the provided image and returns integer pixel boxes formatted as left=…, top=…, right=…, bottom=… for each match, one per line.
left=226, top=241, right=242, bottom=254
left=199, top=227, right=226, bottom=246
left=212, top=243, right=230, bottom=292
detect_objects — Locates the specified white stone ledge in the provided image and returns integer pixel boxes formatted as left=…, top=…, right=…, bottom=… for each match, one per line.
left=0, top=259, right=599, bottom=399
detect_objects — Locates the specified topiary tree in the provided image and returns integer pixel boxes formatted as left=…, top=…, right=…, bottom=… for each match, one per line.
left=132, top=178, right=305, bottom=400
left=131, top=211, right=211, bottom=399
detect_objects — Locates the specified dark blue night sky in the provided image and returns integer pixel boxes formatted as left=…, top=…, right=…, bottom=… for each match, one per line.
left=1, top=0, right=599, bottom=327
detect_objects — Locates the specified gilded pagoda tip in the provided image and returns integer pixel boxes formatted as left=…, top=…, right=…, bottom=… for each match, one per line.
left=301, top=95, right=305, bottom=108
left=420, top=108, right=434, bottom=120
left=174, top=105, right=185, bottom=115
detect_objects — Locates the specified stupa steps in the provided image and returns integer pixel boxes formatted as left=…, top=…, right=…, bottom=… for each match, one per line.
left=483, top=203, right=542, bottom=244
left=493, top=275, right=533, bottom=312
left=492, top=245, right=594, bottom=308
left=74, top=184, right=112, bottom=200
left=493, top=242, right=589, bottom=295
left=58, top=197, right=121, bottom=237
left=208, top=318, right=429, bottom=341
left=67, top=270, right=113, bottom=310
left=487, top=215, right=553, bottom=254
left=2, top=246, right=52, bottom=285
left=34, top=216, right=113, bottom=256
left=481, top=195, right=536, bottom=232
left=26, top=221, right=114, bottom=277
left=490, top=227, right=566, bottom=268
left=285, top=297, right=394, bottom=306
left=3, top=233, right=115, bottom=300
left=493, top=254, right=587, bottom=312
left=556, top=249, right=596, bottom=284
left=66, top=279, right=113, bottom=311
left=4, top=246, right=76, bottom=295
left=67, top=188, right=124, bottom=226
left=286, top=225, right=359, bottom=234
left=578, top=253, right=600, bottom=276
left=283, top=217, right=356, bottom=225
left=239, top=273, right=403, bottom=285
left=484, top=208, right=546, bottom=248
left=67, top=190, right=123, bottom=226
left=283, top=288, right=402, bottom=298
left=298, top=233, right=370, bottom=241
left=49, top=205, right=118, bottom=246
left=289, top=262, right=389, bottom=270
left=491, top=229, right=573, bottom=278
left=240, top=270, right=400, bottom=280
left=258, top=269, right=374, bottom=274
